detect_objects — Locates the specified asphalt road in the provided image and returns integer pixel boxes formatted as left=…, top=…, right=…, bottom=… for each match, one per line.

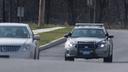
left=0, top=59, right=128, bottom=72
left=40, top=30, right=128, bottom=63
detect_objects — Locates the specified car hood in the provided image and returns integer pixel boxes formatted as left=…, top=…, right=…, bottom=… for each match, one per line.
left=0, top=38, right=32, bottom=45
left=67, top=37, right=105, bottom=43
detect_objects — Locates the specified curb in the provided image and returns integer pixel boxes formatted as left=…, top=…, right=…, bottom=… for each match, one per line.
left=39, top=37, right=66, bottom=51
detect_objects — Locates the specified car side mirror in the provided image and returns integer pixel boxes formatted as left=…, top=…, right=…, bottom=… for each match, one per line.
left=34, top=34, right=40, bottom=40
left=105, top=33, right=109, bottom=37
left=108, top=35, right=114, bottom=38
left=105, top=33, right=114, bottom=38
left=64, top=32, right=72, bottom=38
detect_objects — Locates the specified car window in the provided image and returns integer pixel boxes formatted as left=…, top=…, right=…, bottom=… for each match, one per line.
left=0, top=26, right=30, bottom=38
left=71, top=29, right=105, bottom=38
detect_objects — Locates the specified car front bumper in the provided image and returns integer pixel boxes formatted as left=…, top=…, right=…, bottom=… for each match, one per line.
left=0, top=51, right=32, bottom=59
left=65, top=47, right=110, bottom=59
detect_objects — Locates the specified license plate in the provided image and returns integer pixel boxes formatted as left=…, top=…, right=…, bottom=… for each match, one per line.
left=82, top=51, right=91, bottom=55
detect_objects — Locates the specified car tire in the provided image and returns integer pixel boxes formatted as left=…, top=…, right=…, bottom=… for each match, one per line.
left=34, top=48, right=40, bottom=60
left=65, top=56, right=74, bottom=61
left=103, top=55, right=112, bottom=63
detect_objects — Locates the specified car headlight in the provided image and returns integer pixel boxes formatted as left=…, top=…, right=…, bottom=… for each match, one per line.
left=100, top=44, right=105, bottom=47
left=21, top=44, right=31, bottom=52
left=65, top=41, right=76, bottom=49
left=98, top=41, right=106, bottom=48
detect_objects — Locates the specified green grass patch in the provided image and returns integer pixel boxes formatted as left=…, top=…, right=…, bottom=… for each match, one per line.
left=38, top=27, right=72, bottom=46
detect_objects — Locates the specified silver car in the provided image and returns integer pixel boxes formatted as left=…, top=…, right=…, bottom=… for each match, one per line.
left=64, top=23, right=114, bottom=62
left=0, top=23, right=40, bottom=59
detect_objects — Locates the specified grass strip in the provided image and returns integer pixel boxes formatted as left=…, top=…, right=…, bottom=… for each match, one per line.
left=38, top=27, right=72, bottom=46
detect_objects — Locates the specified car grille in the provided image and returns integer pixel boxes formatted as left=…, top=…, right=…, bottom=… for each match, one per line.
left=76, top=41, right=96, bottom=55
left=0, top=45, right=21, bottom=52
left=76, top=41, right=96, bottom=49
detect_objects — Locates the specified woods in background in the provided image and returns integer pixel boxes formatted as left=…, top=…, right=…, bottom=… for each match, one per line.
left=45, top=0, right=128, bottom=28
left=0, top=0, right=128, bottom=28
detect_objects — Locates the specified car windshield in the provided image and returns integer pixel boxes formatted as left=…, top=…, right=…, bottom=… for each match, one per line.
left=71, top=28, right=106, bottom=38
left=0, top=26, right=30, bottom=38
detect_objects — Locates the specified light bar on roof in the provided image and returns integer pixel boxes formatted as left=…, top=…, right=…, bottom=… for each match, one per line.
left=75, top=23, right=104, bottom=27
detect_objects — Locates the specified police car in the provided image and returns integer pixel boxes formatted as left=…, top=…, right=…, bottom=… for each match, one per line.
left=64, top=23, right=114, bottom=62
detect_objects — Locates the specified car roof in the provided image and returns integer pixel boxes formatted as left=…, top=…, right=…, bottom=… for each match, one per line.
left=0, top=23, right=29, bottom=27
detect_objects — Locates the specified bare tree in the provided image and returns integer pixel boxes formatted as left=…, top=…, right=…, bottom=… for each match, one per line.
left=38, top=0, right=45, bottom=26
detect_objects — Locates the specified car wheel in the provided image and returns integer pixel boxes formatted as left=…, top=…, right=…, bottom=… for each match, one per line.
left=65, top=56, right=74, bottom=61
left=34, top=48, right=40, bottom=60
left=103, top=55, right=112, bottom=63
